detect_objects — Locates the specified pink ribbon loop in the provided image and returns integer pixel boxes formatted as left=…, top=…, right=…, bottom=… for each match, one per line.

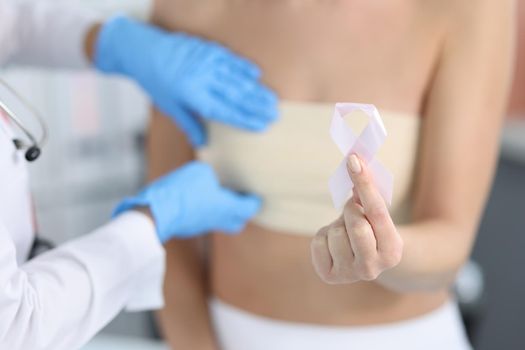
left=328, top=103, right=393, bottom=209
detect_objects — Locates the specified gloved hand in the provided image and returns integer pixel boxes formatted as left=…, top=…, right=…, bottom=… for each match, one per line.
left=113, top=161, right=261, bottom=242
left=94, top=15, right=278, bottom=147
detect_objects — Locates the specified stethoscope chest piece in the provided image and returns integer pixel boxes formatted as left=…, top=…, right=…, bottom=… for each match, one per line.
left=25, top=145, right=41, bottom=162
left=13, top=138, right=42, bottom=162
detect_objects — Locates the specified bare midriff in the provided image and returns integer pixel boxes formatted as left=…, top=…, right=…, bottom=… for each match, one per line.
left=153, top=0, right=450, bottom=325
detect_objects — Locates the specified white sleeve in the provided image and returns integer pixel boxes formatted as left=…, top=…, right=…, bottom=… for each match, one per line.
left=1, top=0, right=101, bottom=69
left=0, top=211, right=165, bottom=350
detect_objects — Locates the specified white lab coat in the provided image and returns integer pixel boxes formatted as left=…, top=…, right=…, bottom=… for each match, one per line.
left=1, top=0, right=99, bottom=68
left=0, top=1, right=165, bottom=349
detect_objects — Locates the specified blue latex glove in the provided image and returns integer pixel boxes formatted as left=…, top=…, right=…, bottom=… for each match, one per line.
left=94, top=15, right=278, bottom=147
left=113, top=161, right=261, bottom=242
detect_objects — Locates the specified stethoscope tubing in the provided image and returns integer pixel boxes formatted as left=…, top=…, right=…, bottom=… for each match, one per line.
left=0, top=77, right=48, bottom=160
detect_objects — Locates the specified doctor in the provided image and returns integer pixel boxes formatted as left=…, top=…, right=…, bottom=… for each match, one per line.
left=0, top=1, right=277, bottom=349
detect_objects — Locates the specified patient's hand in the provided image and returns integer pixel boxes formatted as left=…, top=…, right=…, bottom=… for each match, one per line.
left=311, top=155, right=403, bottom=284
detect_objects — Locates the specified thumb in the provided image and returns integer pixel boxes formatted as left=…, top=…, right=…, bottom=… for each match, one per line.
left=167, top=105, right=207, bottom=147
left=218, top=192, right=261, bottom=235
left=221, top=191, right=262, bottom=221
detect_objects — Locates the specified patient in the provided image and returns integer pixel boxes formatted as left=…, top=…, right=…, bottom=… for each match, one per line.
left=147, top=1, right=514, bottom=349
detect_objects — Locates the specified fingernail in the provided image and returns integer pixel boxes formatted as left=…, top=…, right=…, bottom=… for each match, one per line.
left=348, top=155, right=362, bottom=174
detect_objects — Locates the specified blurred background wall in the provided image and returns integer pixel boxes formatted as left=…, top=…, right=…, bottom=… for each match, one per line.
left=0, top=1, right=524, bottom=349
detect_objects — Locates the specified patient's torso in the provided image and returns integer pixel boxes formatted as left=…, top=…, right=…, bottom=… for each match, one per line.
left=153, top=0, right=450, bottom=325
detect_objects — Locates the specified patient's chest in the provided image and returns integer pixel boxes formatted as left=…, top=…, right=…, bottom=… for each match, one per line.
left=153, top=0, right=445, bottom=110
left=198, top=102, right=421, bottom=235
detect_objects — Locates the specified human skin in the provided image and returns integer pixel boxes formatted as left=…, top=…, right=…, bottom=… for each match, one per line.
left=148, top=1, right=515, bottom=349
left=84, top=23, right=101, bottom=62
left=508, top=0, right=525, bottom=118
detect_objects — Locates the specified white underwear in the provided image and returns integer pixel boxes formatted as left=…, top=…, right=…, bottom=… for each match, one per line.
left=209, top=298, right=471, bottom=350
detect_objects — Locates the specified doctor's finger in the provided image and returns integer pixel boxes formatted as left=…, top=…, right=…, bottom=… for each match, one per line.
left=193, top=91, right=258, bottom=129
left=202, top=93, right=270, bottom=131
left=216, top=193, right=260, bottom=235
left=211, top=85, right=277, bottom=123
left=210, top=74, right=278, bottom=121
left=165, top=105, right=206, bottom=147
left=214, top=65, right=277, bottom=106
left=216, top=52, right=262, bottom=79
left=222, top=191, right=262, bottom=220
left=220, top=219, right=247, bottom=234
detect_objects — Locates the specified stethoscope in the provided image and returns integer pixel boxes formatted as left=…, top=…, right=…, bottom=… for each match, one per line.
left=0, top=77, right=47, bottom=162
left=0, top=77, right=55, bottom=257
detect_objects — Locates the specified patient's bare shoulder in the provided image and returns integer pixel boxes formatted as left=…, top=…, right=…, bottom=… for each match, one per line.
left=438, top=0, right=514, bottom=30
left=151, top=0, right=217, bottom=31
left=417, top=0, right=511, bottom=27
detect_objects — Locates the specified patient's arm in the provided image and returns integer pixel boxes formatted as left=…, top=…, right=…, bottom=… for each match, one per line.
left=312, top=0, right=515, bottom=292
left=147, top=108, right=218, bottom=350
left=379, top=0, right=515, bottom=292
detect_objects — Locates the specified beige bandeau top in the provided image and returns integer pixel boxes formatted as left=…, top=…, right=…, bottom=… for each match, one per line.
left=198, top=101, right=421, bottom=236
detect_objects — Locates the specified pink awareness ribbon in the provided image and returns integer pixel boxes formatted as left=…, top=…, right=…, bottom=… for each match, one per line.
left=329, top=103, right=393, bottom=209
